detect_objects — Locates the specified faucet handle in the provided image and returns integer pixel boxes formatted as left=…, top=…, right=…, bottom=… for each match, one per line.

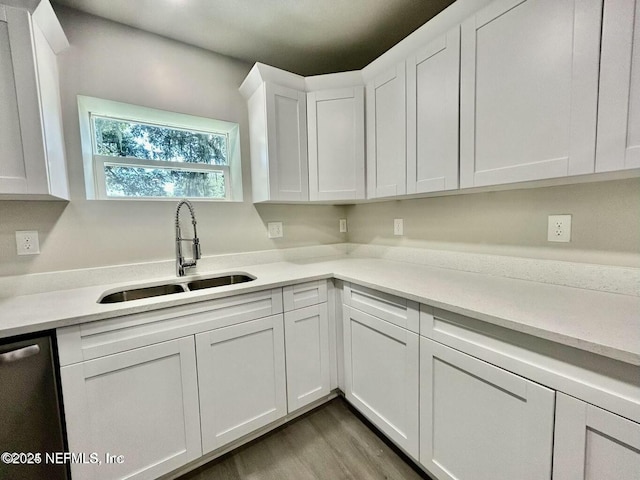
left=193, top=238, right=201, bottom=260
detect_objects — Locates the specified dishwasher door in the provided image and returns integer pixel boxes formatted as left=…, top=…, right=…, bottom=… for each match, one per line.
left=0, top=334, right=68, bottom=480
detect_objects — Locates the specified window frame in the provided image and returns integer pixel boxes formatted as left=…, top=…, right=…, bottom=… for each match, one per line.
left=77, top=96, right=243, bottom=201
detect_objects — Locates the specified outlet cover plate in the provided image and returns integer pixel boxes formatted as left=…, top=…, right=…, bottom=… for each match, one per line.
left=16, top=230, right=40, bottom=255
left=268, top=222, right=283, bottom=239
left=339, top=219, right=347, bottom=233
left=547, top=215, right=571, bottom=242
left=394, top=218, right=404, bottom=236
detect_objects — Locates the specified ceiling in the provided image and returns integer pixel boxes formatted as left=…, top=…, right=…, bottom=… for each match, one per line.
left=51, top=0, right=457, bottom=76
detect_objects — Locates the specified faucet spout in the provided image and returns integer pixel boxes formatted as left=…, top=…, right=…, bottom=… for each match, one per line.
left=175, top=199, right=201, bottom=277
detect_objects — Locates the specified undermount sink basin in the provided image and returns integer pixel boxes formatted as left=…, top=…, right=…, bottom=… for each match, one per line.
left=99, top=284, right=186, bottom=304
left=98, top=273, right=256, bottom=303
left=187, top=274, right=255, bottom=291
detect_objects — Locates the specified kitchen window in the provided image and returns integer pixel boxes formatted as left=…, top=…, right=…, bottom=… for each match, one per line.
left=78, top=96, right=243, bottom=201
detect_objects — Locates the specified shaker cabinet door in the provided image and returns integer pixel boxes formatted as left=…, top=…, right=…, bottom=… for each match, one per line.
left=60, top=337, right=202, bottom=480
left=265, top=83, right=309, bottom=201
left=407, top=26, right=460, bottom=194
left=366, top=63, right=407, bottom=198
left=553, top=393, right=640, bottom=480
left=307, top=87, right=365, bottom=201
left=596, top=0, right=640, bottom=172
left=460, top=0, right=602, bottom=188
left=196, top=314, right=287, bottom=454
left=284, top=303, right=331, bottom=411
left=343, top=305, right=419, bottom=458
left=420, top=337, right=555, bottom=480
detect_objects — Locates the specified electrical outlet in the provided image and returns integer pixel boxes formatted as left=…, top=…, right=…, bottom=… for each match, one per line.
left=339, top=219, right=347, bottom=233
left=547, top=215, right=572, bottom=243
left=16, top=230, right=40, bottom=255
left=394, top=218, right=404, bottom=236
left=267, top=222, right=283, bottom=239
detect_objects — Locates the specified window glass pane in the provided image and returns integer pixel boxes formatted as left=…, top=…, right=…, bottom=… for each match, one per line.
left=93, top=116, right=228, bottom=165
left=104, top=165, right=225, bottom=199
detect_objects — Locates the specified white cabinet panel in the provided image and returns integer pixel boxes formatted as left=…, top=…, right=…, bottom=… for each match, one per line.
left=0, top=4, right=68, bottom=199
left=407, top=26, right=460, bottom=194
left=0, top=10, right=25, bottom=193
left=60, top=337, right=201, bottom=480
left=553, top=393, right=640, bottom=480
left=420, top=337, right=555, bottom=480
left=196, top=315, right=287, bottom=454
left=596, top=0, right=640, bottom=172
left=307, top=87, right=365, bottom=200
left=265, top=83, right=309, bottom=201
left=366, top=62, right=407, bottom=198
left=284, top=303, right=330, bottom=411
left=343, top=306, right=419, bottom=458
left=460, top=0, right=601, bottom=188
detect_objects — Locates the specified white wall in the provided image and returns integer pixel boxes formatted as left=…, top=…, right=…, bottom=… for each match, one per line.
left=0, top=7, right=346, bottom=277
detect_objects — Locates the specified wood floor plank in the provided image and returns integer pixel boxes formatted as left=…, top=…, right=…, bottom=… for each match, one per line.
left=179, top=398, right=429, bottom=480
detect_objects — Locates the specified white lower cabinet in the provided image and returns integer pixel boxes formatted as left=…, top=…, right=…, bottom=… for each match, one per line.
left=196, top=314, right=287, bottom=454
left=343, top=305, right=419, bottom=458
left=284, top=303, right=330, bottom=412
left=60, top=337, right=202, bottom=480
left=419, top=337, right=555, bottom=480
left=553, top=392, right=640, bottom=480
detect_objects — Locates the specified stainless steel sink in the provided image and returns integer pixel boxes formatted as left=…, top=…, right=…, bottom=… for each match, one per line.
left=98, top=273, right=256, bottom=303
left=187, top=274, right=255, bottom=291
left=99, top=284, right=187, bottom=303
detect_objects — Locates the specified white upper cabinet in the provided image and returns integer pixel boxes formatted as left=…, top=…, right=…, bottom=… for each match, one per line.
left=0, top=1, right=69, bottom=200
left=307, top=86, right=365, bottom=201
left=596, top=0, right=640, bottom=172
left=366, top=62, right=407, bottom=198
left=406, top=26, right=460, bottom=194
left=459, top=0, right=602, bottom=188
left=240, top=63, right=308, bottom=202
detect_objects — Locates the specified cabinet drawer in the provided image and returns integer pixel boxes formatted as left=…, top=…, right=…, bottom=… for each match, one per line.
left=343, top=283, right=418, bottom=333
left=283, top=280, right=327, bottom=311
left=420, top=306, right=640, bottom=424
left=57, top=288, right=283, bottom=366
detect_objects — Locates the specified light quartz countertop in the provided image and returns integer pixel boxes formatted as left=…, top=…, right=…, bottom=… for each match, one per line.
left=1, top=257, right=639, bottom=366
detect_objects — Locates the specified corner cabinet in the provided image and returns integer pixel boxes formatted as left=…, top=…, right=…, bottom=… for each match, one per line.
left=459, top=0, right=602, bottom=188
left=0, top=2, right=69, bottom=200
left=596, top=0, right=640, bottom=172
left=240, top=63, right=309, bottom=202
left=240, top=63, right=367, bottom=203
left=307, top=87, right=365, bottom=201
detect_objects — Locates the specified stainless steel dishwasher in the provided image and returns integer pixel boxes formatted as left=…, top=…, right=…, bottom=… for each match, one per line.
left=0, top=333, right=68, bottom=479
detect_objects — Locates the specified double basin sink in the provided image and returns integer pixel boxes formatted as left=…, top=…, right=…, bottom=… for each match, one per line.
left=98, top=273, right=255, bottom=304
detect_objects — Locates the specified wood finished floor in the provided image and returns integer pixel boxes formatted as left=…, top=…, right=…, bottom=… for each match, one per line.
left=179, top=397, right=430, bottom=480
